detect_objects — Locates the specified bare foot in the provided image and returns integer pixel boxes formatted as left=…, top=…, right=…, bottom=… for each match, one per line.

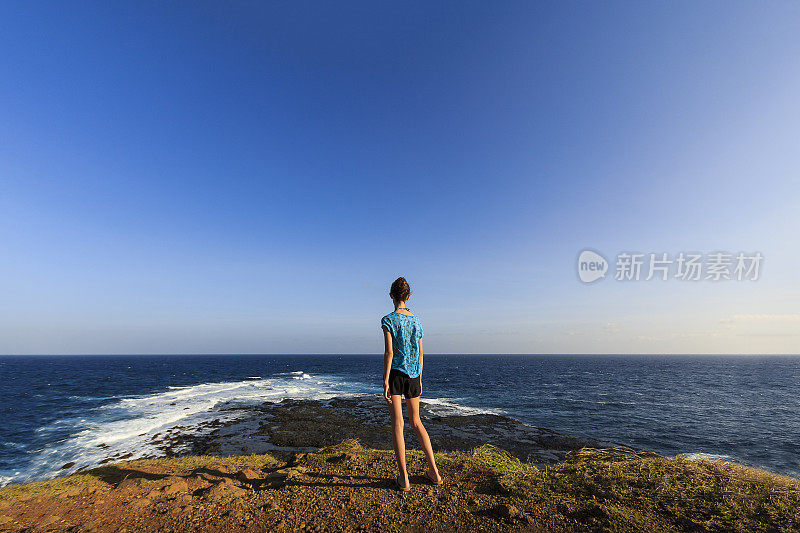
left=396, top=475, right=410, bottom=491
left=425, top=468, right=443, bottom=484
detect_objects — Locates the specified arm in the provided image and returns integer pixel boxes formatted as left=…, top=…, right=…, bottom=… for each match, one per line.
left=418, top=339, right=423, bottom=389
left=382, top=326, right=393, bottom=402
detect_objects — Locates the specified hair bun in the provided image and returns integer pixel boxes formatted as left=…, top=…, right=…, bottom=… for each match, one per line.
left=389, top=277, right=411, bottom=302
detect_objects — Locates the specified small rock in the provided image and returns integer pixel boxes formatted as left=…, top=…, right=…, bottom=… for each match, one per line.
left=116, top=478, right=144, bottom=491
left=236, top=468, right=263, bottom=482
left=261, top=466, right=303, bottom=487
left=40, top=515, right=61, bottom=526
left=288, top=452, right=308, bottom=466
left=60, top=461, right=76, bottom=470
left=174, top=492, right=193, bottom=504
left=496, top=503, right=521, bottom=520
left=288, top=469, right=306, bottom=482
left=128, top=498, right=152, bottom=510
left=162, top=478, right=189, bottom=495
left=263, top=501, right=279, bottom=512
left=204, top=482, right=248, bottom=501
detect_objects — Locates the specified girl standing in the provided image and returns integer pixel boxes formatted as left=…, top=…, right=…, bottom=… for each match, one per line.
left=381, top=277, right=442, bottom=491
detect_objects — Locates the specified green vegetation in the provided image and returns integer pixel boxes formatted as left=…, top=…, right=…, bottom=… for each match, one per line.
left=462, top=444, right=800, bottom=532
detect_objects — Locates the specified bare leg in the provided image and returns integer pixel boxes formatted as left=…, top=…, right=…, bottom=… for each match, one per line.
left=388, top=394, right=410, bottom=488
left=405, top=396, right=442, bottom=483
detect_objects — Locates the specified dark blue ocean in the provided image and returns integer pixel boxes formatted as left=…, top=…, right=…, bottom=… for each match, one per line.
left=1, top=354, right=798, bottom=486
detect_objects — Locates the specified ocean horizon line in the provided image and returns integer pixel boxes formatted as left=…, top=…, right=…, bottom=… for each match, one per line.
left=2, top=352, right=798, bottom=357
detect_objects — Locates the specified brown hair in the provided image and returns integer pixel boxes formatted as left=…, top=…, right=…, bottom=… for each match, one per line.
left=389, top=277, right=411, bottom=302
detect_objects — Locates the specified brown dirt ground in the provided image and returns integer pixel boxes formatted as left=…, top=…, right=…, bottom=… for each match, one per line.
left=0, top=440, right=552, bottom=533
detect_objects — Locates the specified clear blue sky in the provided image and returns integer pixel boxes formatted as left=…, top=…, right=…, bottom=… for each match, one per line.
left=2, top=1, right=799, bottom=354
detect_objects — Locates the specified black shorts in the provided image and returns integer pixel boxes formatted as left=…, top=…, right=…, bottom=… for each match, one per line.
left=388, top=369, right=421, bottom=399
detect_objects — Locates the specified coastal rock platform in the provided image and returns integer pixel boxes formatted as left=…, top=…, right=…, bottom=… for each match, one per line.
left=148, top=394, right=621, bottom=466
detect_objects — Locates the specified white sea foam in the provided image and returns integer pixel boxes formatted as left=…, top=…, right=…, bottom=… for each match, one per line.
left=422, top=397, right=505, bottom=417
left=2, top=372, right=509, bottom=488
left=680, top=452, right=735, bottom=462
left=0, top=372, right=362, bottom=487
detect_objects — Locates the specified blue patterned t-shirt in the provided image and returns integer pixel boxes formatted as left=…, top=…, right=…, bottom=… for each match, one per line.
left=380, top=311, right=424, bottom=378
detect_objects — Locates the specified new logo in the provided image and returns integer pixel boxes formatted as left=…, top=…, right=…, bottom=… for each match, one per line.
left=577, top=250, right=608, bottom=283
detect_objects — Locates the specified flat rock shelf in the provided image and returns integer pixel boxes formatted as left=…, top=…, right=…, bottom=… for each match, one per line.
left=143, top=394, right=622, bottom=466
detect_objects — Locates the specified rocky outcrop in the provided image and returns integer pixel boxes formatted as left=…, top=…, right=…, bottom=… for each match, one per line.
left=144, top=394, right=622, bottom=467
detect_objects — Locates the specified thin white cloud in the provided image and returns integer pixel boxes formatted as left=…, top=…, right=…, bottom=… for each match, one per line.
left=720, top=314, right=800, bottom=323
